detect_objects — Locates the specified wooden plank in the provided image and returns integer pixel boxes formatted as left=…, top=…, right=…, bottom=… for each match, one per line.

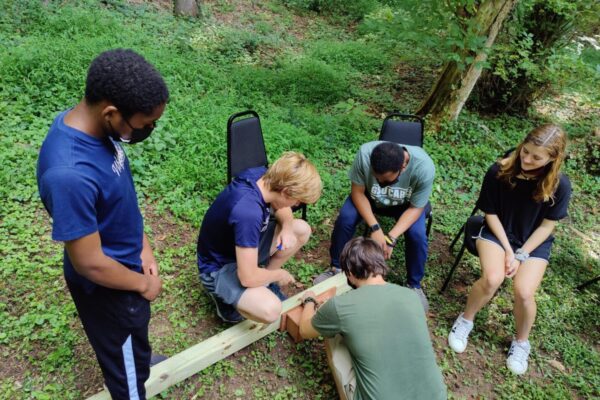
left=88, top=273, right=350, bottom=399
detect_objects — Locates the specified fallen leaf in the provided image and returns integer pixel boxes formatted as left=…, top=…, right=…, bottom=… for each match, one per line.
left=548, top=359, right=566, bottom=372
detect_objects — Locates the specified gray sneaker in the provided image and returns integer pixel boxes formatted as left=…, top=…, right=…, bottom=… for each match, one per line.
left=411, top=287, right=430, bottom=313
left=313, top=267, right=341, bottom=285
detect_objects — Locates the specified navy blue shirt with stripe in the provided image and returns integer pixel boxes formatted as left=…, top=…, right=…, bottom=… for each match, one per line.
left=37, top=111, right=144, bottom=293
left=197, top=167, right=270, bottom=274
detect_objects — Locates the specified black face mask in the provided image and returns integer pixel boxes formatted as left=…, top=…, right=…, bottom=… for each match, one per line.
left=108, top=118, right=155, bottom=144
left=377, top=178, right=399, bottom=188
left=126, top=125, right=154, bottom=144
left=346, top=276, right=357, bottom=290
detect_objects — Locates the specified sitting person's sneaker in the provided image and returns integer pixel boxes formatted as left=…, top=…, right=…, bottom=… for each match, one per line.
left=506, top=339, right=531, bottom=375
left=267, top=282, right=288, bottom=301
left=208, top=292, right=244, bottom=324
left=448, top=313, right=474, bottom=353
left=410, top=287, right=430, bottom=313
left=313, top=267, right=341, bottom=285
left=149, top=353, right=168, bottom=367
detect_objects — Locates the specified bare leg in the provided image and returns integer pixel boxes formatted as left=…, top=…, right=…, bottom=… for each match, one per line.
left=236, top=287, right=282, bottom=324
left=513, top=258, right=547, bottom=341
left=463, top=240, right=506, bottom=321
left=266, top=219, right=311, bottom=271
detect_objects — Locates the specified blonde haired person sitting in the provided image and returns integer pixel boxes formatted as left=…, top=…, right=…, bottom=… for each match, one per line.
left=448, top=124, right=572, bottom=375
left=197, top=152, right=322, bottom=323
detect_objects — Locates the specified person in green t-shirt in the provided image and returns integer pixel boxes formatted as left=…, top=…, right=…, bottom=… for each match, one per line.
left=299, top=237, right=446, bottom=400
left=315, top=141, right=435, bottom=311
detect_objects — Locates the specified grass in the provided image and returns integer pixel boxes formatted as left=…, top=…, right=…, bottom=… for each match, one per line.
left=1, top=0, right=598, bottom=399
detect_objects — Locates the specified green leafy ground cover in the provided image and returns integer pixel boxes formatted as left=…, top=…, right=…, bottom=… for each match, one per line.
left=1, top=1, right=598, bottom=399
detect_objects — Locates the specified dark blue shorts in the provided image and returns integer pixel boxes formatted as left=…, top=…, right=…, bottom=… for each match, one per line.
left=474, top=225, right=554, bottom=262
left=200, top=220, right=276, bottom=307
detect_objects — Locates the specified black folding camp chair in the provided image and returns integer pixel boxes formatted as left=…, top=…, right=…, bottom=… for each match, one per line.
left=440, top=207, right=484, bottom=292
left=376, top=113, right=433, bottom=237
left=227, top=110, right=307, bottom=220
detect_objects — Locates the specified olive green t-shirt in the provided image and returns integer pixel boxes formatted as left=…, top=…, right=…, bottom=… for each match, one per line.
left=312, top=284, right=447, bottom=400
left=348, top=141, right=435, bottom=208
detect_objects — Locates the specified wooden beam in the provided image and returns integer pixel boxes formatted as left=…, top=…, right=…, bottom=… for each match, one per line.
left=88, top=273, right=350, bottom=399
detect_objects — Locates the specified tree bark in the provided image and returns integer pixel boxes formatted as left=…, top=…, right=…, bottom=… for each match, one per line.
left=174, top=0, right=200, bottom=17
left=416, top=0, right=517, bottom=124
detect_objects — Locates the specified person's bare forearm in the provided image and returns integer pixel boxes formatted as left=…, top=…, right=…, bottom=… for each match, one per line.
left=485, top=214, right=512, bottom=254
left=389, top=206, right=423, bottom=238
left=80, top=255, right=149, bottom=292
left=299, top=305, right=319, bottom=339
left=239, top=267, right=283, bottom=288
left=521, top=219, right=556, bottom=254
left=351, top=186, right=377, bottom=226
left=274, top=207, right=294, bottom=228
left=235, top=246, right=287, bottom=287
left=66, top=234, right=149, bottom=293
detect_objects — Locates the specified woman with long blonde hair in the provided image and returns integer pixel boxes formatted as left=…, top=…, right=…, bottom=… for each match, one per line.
left=448, top=124, right=572, bottom=375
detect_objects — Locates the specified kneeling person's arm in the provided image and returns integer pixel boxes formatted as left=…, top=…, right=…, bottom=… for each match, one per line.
left=236, top=246, right=287, bottom=288
left=299, top=293, right=339, bottom=340
left=299, top=303, right=321, bottom=339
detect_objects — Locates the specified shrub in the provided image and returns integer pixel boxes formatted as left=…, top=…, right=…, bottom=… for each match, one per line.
left=280, top=0, right=379, bottom=21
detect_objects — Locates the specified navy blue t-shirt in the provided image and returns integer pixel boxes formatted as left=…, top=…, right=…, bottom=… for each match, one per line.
left=197, top=167, right=270, bottom=274
left=37, top=111, right=144, bottom=293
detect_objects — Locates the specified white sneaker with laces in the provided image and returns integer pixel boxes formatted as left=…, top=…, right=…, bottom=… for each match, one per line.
left=448, top=313, right=474, bottom=353
left=506, top=340, right=531, bottom=375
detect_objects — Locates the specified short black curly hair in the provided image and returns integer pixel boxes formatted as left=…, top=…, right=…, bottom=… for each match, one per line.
left=371, top=142, right=404, bottom=174
left=85, top=49, right=169, bottom=118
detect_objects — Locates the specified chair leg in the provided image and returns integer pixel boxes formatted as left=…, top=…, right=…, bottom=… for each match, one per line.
left=426, top=214, right=433, bottom=238
left=449, top=224, right=466, bottom=253
left=576, top=275, right=600, bottom=291
left=440, top=244, right=466, bottom=293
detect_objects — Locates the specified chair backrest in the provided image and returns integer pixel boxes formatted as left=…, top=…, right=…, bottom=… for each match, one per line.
left=379, top=113, right=424, bottom=147
left=227, top=110, right=268, bottom=183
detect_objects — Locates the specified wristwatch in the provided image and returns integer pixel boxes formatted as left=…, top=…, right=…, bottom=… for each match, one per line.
left=302, top=296, right=319, bottom=309
left=514, top=248, right=530, bottom=262
left=369, top=223, right=381, bottom=233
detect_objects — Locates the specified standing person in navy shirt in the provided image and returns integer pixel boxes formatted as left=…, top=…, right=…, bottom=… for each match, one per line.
left=448, top=125, right=571, bottom=376
left=37, top=49, right=169, bottom=400
left=197, top=152, right=322, bottom=324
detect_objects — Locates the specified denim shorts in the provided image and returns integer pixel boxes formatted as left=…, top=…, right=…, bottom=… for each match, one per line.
left=475, top=225, right=554, bottom=262
left=200, top=220, right=276, bottom=307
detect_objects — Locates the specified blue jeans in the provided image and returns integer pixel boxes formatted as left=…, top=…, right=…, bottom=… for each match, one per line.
left=329, top=196, right=428, bottom=288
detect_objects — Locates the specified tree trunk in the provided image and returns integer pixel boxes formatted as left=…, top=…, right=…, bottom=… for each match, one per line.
left=174, top=0, right=200, bottom=17
left=416, top=0, right=517, bottom=124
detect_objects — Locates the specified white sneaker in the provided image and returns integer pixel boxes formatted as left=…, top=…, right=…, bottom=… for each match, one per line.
left=507, top=340, right=531, bottom=375
left=448, top=313, right=474, bottom=353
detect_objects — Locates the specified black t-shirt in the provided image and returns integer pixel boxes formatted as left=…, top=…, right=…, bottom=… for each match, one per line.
left=476, top=163, right=571, bottom=246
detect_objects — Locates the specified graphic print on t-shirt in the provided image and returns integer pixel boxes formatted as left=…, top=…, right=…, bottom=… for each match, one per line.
left=370, top=184, right=413, bottom=206
left=260, top=209, right=270, bottom=232
left=112, top=144, right=126, bottom=177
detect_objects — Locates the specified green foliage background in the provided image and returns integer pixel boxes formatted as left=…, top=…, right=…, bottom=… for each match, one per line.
left=0, top=0, right=598, bottom=399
